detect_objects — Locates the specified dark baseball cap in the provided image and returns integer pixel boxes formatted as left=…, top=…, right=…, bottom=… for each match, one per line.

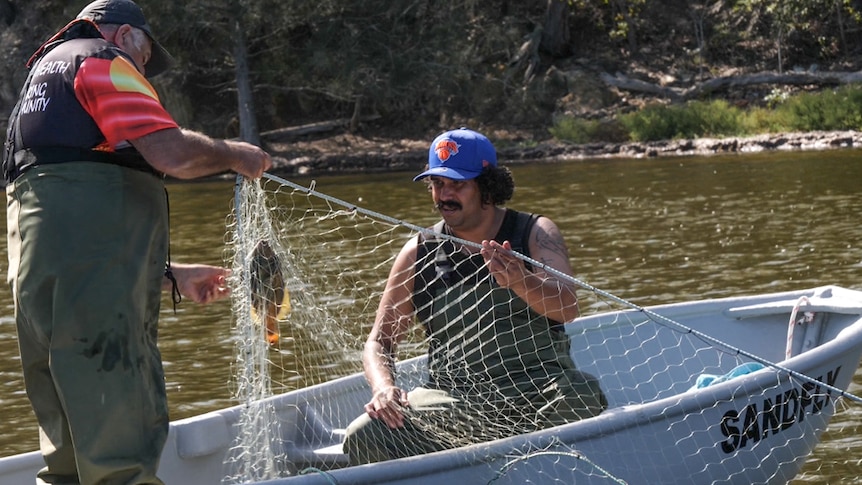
left=77, top=0, right=173, bottom=77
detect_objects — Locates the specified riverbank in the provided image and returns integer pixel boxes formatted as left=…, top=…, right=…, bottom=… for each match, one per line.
left=262, top=128, right=862, bottom=178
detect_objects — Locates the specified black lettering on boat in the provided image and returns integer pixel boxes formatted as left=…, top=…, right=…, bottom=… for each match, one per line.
left=740, top=404, right=760, bottom=448
left=782, top=388, right=799, bottom=430
left=717, top=366, right=840, bottom=453
left=761, top=397, right=782, bottom=439
left=720, top=410, right=741, bottom=453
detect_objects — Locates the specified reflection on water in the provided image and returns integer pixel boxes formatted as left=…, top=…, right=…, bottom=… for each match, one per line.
left=1, top=150, right=861, bottom=482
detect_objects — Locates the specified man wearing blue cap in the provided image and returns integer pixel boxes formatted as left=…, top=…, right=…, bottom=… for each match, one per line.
left=342, top=129, right=606, bottom=465
left=3, top=1, right=271, bottom=483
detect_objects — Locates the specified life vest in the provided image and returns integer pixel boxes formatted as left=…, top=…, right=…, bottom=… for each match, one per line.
left=3, top=19, right=155, bottom=182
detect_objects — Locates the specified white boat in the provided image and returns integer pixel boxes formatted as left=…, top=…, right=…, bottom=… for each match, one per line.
left=2, top=285, right=862, bottom=484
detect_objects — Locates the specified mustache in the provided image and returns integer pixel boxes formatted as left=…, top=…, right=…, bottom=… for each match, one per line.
left=435, top=200, right=462, bottom=211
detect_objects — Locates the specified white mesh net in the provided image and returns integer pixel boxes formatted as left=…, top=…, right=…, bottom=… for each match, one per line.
left=220, top=174, right=862, bottom=485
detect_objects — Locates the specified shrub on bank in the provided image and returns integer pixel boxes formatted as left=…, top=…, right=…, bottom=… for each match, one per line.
left=618, top=100, right=744, bottom=142
left=774, top=86, right=862, bottom=132
left=551, top=85, right=862, bottom=143
left=548, top=117, right=629, bottom=144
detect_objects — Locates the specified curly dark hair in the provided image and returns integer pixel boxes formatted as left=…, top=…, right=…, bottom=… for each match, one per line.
left=421, top=165, right=515, bottom=206
left=475, top=165, right=515, bottom=206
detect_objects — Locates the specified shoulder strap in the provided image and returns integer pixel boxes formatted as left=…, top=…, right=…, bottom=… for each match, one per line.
left=25, top=19, right=103, bottom=69
left=501, top=209, right=539, bottom=270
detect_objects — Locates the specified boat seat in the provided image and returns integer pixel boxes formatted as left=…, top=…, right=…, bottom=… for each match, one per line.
left=170, top=401, right=352, bottom=472
left=282, top=403, right=351, bottom=472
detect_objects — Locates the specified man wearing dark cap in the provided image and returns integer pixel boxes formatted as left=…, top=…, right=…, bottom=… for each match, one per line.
left=76, top=0, right=174, bottom=77
left=3, top=1, right=272, bottom=483
left=342, top=128, right=606, bottom=465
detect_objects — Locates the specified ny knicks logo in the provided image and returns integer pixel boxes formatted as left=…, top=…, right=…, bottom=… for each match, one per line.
left=434, top=139, right=459, bottom=162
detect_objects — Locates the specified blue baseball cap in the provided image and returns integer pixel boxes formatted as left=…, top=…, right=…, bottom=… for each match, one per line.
left=413, top=128, right=498, bottom=181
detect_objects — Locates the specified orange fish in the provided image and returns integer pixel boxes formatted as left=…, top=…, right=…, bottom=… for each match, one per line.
left=249, top=240, right=291, bottom=347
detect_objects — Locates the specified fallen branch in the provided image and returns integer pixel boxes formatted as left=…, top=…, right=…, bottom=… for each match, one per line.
left=600, top=70, right=862, bottom=103
left=260, top=114, right=381, bottom=141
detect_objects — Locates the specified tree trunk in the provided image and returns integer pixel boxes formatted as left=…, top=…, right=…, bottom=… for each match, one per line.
left=233, top=17, right=260, bottom=146
left=541, top=0, right=571, bottom=57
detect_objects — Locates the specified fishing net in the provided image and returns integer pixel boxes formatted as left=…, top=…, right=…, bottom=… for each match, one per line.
left=220, top=174, right=862, bottom=484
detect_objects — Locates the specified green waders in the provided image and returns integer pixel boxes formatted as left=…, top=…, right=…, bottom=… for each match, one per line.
left=6, top=162, right=169, bottom=485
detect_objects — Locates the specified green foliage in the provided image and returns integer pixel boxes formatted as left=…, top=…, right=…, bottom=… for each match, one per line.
left=551, top=85, right=862, bottom=144
left=729, top=0, right=861, bottom=65
left=617, top=100, right=744, bottom=142
left=139, top=0, right=862, bottom=137
left=6, top=0, right=862, bottom=138
left=548, top=117, right=628, bottom=144
left=742, top=105, right=791, bottom=133
left=571, top=0, right=647, bottom=49
left=143, top=0, right=552, bottom=134
left=774, top=85, right=862, bottom=131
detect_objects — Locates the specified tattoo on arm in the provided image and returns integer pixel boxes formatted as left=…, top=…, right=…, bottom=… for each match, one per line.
left=535, top=226, right=568, bottom=266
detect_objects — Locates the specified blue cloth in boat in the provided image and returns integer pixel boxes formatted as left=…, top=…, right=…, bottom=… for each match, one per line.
left=692, top=362, right=766, bottom=390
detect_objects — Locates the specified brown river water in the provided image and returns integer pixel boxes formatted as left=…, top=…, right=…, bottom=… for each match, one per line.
left=1, top=149, right=860, bottom=482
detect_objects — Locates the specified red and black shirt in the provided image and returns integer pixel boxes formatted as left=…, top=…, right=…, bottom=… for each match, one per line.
left=4, top=19, right=177, bottom=181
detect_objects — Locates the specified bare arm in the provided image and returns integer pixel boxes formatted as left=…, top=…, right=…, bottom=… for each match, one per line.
left=362, top=237, right=417, bottom=428
left=481, top=216, right=579, bottom=323
left=131, top=127, right=271, bottom=180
